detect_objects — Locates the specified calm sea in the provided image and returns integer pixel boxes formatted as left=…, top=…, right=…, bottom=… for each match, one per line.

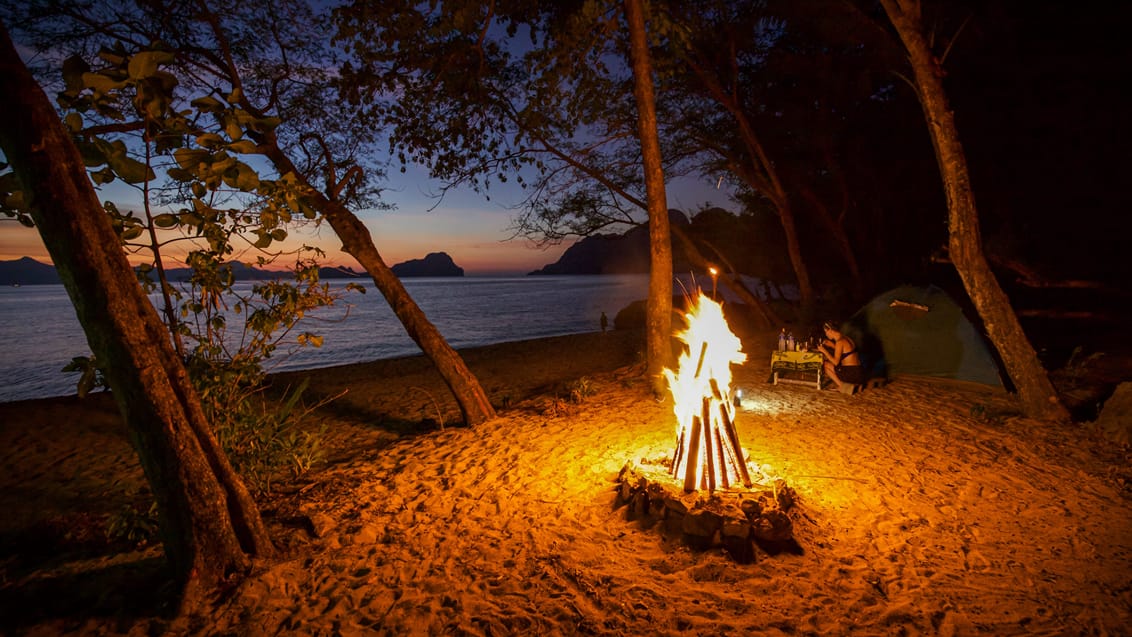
left=0, top=275, right=648, bottom=404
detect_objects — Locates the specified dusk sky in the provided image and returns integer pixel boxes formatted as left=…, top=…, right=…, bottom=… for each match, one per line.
left=0, top=157, right=733, bottom=276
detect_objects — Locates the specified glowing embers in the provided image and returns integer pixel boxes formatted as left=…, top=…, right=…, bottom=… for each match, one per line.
left=664, top=293, right=752, bottom=493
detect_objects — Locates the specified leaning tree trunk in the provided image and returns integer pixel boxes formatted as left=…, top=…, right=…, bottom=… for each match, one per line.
left=318, top=198, right=497, bottom=425
left=880, top=0, right=1068, bottom=422
left=250, top=143, right=496, bottom=426
left=800, top=187, right=864, bottom=300
left=683, top=53, right=817, bottom=316
left=0, top=24, right=272, bottom=609
left=187, top=0, right=494, bottom=426
left=625, top=0, right=674, bottom=393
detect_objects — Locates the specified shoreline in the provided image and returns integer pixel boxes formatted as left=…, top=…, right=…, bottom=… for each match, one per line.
left=0, top=328, right=644, bottom=409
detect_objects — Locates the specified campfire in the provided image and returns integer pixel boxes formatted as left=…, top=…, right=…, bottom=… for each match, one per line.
left=615, top=291, right=798, bottom=562
left=664, top=292, right=753, bottom=493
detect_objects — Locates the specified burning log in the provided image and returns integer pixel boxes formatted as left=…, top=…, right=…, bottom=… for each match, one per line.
left=617, top=293, right=799, bottom=560
left=664, top=293, right=752, bottom=493
left=684, top=413, right=703, bottom=493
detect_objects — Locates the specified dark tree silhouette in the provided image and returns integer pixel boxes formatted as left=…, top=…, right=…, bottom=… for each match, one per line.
left=879, top=0, right=1068, bottom=422
left=0, top=23, right=272, bottom=610
left=624, top=0, right=675, bottom=389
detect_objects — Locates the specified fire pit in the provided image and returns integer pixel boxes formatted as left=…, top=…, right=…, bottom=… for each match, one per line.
left=615, top=460, right=796, bottom=563
left=615, top=292, right=797, bottom=562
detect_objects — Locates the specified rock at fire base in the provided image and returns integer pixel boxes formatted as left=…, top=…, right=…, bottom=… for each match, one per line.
left=682, top=509, right=724, bottom=549
left=615, top=461, right=798, bottom=562
left=721, top=519, right=754, bottom=563
left=1096, top=381, right=1132, bottom=445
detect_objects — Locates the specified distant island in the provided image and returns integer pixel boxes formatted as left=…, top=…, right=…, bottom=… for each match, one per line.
left=0, top=252, right=465, bottom=286
left=0, top=256, right=61, bottom=285
left=390, top=252, right=464, bottom=277
left=528, top=210, right=689, bottom=275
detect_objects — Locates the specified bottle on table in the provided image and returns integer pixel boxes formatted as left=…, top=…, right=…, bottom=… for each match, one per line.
left=778, top=329, right=786, bottom=352
left=787, top=332, right=795, bottom=351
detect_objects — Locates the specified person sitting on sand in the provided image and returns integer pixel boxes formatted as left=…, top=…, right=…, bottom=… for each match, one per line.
left=818, top=320, right=866, bottom=391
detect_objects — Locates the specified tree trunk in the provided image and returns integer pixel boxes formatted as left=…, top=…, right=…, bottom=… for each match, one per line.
left=318, top=198, right=497, bottom=426
left=250, top=141, right=496, bottom=427
left=187, top=1, right=497, bottom=427
left=0, top=24, right=272, bottom=609
left=880, top=0, right=1068, bottom=422
left=774, top=198, right=814, bottom=320
left=683, top=54, right=816, bottom=314
left=624, top=0, right=674, bottom=393
left=799, top=186, right=864, bottom=301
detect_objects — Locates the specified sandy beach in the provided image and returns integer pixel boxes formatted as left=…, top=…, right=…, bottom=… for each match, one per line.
left=2, top=327, right=1130, bottom=635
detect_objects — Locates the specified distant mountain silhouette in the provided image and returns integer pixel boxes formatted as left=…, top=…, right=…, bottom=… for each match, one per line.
left=0, top=257, right=62, bottom=285
left=1, top=257, right=367, bottom=286
left=528, top=210, right=690, bottom=275
left=390, top=252, right=464, bottom=277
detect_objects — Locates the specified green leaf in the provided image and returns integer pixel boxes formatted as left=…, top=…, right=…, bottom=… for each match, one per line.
left=90, top=166, right=116, bottom=185
left=227, top=139, right=258, bottom=154
left=153, top=213, right=179, bottom=228
left=233, top=164, right=260, bottom=191
left=190, top=95, right=226, bottom=112
left=297, top=333, right=323, bottom=347
left=173, top=148, right=209, bottom=170
left=75, top=141, right=108, bottom=167
left=61, top=55, right=90, bottom=93
left=106, top=150, right=155, bottom=184
left=166, top=167, right=194, bottom=182
left=196, top=133, right=225, bottom=148
left=224, top=118, right=244, bottom=141
left=64, top=112, right=83, bottom=133
left=128, top=51, right=174, bottom=79
left=82, top=72, right=126, bottom=94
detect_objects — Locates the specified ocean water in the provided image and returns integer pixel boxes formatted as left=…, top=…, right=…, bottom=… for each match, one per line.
left=0, top=275, right=649, bottom=404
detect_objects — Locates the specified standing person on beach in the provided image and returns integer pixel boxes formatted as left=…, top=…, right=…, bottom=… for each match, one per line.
left=818, top=320, right=865, bottom=391
left=600, top=311, right=609, bottom=334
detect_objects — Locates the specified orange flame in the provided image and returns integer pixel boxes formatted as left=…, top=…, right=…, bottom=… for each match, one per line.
left=664, top=293, right=752, bottom=492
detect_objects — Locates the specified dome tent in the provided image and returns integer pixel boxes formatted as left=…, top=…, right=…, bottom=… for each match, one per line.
left=842, top=284, right=1004, bottom=387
